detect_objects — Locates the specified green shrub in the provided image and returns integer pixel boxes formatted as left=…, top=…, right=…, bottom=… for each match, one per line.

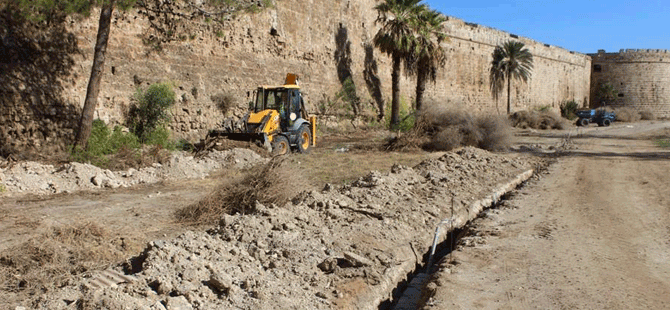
left=560, top=100, right=579, bottom=120
left=87, top=119, right=112, bottom=157
left=128, top=82, right=176, bottom=143
left=0, top=184, right=6, bottom=193
left=386, top=96, right=415, bottom=132
left=70, top=120, right=141, bottom=167
left=655, top=139, right=670, bottom=148
left=393, top=110, right=416, bottom=132
left=109, top=125, right=140, bottom=151
left=143, top=125, right=174, bottom=150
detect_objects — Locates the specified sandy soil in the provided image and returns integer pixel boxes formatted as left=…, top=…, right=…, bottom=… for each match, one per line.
left=423, top=120, right=670, bottom=309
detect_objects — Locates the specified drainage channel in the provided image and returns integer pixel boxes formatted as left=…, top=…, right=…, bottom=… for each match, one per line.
left=379, top=170, right=535, bottom=310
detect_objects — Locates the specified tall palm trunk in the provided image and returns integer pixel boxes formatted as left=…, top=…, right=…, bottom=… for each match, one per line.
left=74, top=1, right=115, bottom=149
left=391, top=53, right=401, bottom=126
left=506, top=70, right=512, bottom=114
left=415, top=62, right=427, bottom=111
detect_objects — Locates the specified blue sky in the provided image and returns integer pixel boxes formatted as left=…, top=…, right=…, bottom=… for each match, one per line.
left=424, top=0, right=670, bottom=54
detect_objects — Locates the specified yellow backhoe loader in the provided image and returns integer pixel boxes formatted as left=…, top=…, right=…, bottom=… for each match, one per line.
left=207, top=74, right=316, bottom=156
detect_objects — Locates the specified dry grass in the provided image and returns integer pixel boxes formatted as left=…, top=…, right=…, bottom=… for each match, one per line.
left=386, top=105, right=512, bottom=152
left=510, top=110, right=568, bottom=130
left=176, top=158, right=309, bottom=224
left=0, top=222, right=140, bottom=295
left=478, top=114, right=513, bottom=151
left=100, top=145, right=172, bottom=171
left=640, top=109, right=656, bottom=120
left=614, top=106, right=641, bottom=122
left=295, top=143, right=434, bottom=185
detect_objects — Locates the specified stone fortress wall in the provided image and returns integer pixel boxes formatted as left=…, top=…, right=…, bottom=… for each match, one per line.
left=1, top=0, right=592, bottom=155
left=589, top=49, right=670, bottom=117
left=426, top=18, right=591, bottom=112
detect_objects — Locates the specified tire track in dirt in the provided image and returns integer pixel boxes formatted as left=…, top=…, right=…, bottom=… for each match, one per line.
left=423, top=122, right=670, bottom=309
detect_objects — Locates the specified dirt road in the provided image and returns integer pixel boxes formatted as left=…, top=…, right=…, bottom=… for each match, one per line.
left=424, top=121, right=670, bottom=309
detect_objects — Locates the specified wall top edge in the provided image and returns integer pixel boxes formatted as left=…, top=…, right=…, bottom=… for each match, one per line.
left=589, top=49, right=670, bottom=56
left=442, top=14, right=588, bottom=58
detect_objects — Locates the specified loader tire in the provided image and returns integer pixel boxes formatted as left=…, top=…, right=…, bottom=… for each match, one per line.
left=602, top=119, right=611, bottom=127
left=579, top=118, right=589, bottom=127
left=272, top=135, right=290, bottom=156
left=297, top=125, right=312, bottom=154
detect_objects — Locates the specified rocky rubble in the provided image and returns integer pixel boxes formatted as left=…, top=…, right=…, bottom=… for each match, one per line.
left=26, top=147, right=542, bottom=310
left=0, top=148, right=265, bottom=196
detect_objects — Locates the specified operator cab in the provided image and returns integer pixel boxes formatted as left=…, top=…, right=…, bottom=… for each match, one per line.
left=252, top=86, right=307, bottom=131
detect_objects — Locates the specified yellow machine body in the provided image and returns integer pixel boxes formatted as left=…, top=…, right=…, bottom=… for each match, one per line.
left=247, top=109, right=281, bottom=142
left=208, top=74, right=316, bottom=155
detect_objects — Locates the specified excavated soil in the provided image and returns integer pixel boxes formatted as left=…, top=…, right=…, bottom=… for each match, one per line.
left=0, top=148, right=265, bottom=196
left=1, top=131, right=550, bottom=309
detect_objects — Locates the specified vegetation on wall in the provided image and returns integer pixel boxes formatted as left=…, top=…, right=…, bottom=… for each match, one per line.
left=138, top=0, right=272, bottom=49
left=597, top=82, right=618, bottom=106
left=211, top=93, right=238, bottom=115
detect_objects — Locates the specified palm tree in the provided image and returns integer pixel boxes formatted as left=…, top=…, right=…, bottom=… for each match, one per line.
left=373, top=0, right=427, bottom=126
left=409, top=9, right=447, bottom=112
left=489, top=40, right=534, bottom=114
left=489, top=46, right=506, bottom=114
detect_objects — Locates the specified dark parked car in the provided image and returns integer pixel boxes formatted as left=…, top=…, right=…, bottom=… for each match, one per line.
left=576, top=109, right=616, bottom=127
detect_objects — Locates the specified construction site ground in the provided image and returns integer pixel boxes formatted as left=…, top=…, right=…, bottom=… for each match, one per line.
left=423, top=121, right=670, bottom=309
left=1, top=121, right=669, bottom=309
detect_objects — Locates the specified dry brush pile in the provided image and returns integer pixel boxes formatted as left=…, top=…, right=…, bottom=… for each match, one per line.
left=176, top=158, right=310, bottom=224
left=609, top=106, right=656, bottom=122
left=386, top=106, right=512, bottom=152
left=509, top=110, right=569, bottom=130
left=0, top=222, right=145, bottom=301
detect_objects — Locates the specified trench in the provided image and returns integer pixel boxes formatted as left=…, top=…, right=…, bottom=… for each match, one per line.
left=378, top=172, right=534, bottom=310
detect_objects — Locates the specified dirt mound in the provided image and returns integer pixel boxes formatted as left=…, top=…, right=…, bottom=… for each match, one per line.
left=387, top=106, right=512, bottom=152
left=510, top=110, right=568, bottom=130
left=24, top=147, right=541, bottom=310
left=0, top=148, right=266, bottom=196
